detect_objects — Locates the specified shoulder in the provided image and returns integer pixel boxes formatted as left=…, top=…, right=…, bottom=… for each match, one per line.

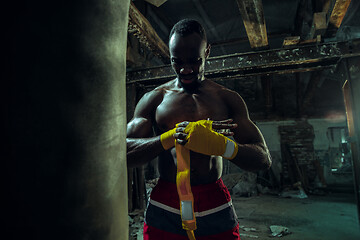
left=206, top=80, right=245, bottom=103
left=206, top=80, right=248, bottom=117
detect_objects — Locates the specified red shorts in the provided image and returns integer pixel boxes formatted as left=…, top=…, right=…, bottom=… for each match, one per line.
left=143, top=178, right=240, bottom=240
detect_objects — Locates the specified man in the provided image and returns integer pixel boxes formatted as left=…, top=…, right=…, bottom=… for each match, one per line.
left=127, top=19, right=271, bottom=240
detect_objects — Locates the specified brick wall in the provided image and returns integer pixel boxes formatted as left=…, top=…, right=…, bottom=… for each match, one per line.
left=279, top=120, right=317, bottom=187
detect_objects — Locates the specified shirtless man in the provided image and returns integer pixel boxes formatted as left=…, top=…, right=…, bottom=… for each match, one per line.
left=127, top=19, right=271, bottom=240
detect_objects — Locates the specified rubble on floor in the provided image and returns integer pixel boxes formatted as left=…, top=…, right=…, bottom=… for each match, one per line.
left=280, top=188, right=308, bottom=199
left=129, top=209, right=144, bottom=240
left=280, top=182, right=308, bottom=199
left=269, top=225, right=291, bottom=237
left=239, top=225, right=258, bottom=232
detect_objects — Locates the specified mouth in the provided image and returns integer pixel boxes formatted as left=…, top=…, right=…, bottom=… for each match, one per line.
left=179, top=75, right=197, bottom=84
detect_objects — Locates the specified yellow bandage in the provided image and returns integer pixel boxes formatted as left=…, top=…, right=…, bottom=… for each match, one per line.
left=180, top=120, right=238, bottom=160
left=160, top=128, right=176, bottom=150
left=176, top=143, right=197, bottom=240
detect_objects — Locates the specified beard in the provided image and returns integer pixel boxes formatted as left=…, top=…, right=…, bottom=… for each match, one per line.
left=178, top=70, right=204, bottom=93
left=178, top=77, right=201, bottom=92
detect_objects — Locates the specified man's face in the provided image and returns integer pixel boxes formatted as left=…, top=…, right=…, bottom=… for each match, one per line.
left=169, top=32, right=210, bottom=91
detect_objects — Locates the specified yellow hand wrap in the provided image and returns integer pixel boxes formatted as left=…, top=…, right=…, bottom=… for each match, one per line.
left=179, top=120, right=238, bottom=160
left=176, top=143, right=197, bottom=240
left=160, top=128, right=176, bottom=150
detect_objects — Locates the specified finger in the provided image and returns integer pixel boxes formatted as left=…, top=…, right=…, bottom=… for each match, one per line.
left=173, top=132, right=187, bottom=140
left=176, top=139, right=187, bottom=145
left=212, top=119, right=233, bottom=124
left=177, top=121, right=189, bottom=127
left=214, top=129, right=235, bottom=136
left=222, top=131, right=234, bottom=136
left=212, top=123, right=238, bottom=129
left=175, top=127, right=186, bottom=133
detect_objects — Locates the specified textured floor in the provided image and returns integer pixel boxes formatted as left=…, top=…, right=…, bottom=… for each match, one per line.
left=130, top=192, right=360, bottom=239
left=234, top=193, right=360, bottom=240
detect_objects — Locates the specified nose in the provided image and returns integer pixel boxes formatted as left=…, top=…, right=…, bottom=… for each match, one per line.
left=179, top=65, right=193, bottom=75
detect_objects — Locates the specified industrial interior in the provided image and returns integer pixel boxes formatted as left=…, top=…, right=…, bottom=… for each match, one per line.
left=126, top=0, right=360, bottom=239
left=4, top=1, right=360, bottom=240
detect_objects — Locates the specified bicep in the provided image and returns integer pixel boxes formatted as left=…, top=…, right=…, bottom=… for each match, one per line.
left=127, top=117, right=153, bottom=138
left=228, top=93, right=265, bottom=145
left=233, top=117, right=265, bottom=145
left=127, top=90, right=162, bottom=138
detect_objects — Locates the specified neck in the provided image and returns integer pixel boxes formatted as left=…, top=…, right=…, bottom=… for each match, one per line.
left=177, top=78, right=204, bottom=94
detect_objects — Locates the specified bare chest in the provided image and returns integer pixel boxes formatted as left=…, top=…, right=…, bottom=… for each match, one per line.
left=155, top=90, right=229, bottom=131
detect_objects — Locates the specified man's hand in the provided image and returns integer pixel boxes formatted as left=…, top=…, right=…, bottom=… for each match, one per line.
left=174, top=119, right=237, bottom=145
left=173, top=119, right=239, bottom=159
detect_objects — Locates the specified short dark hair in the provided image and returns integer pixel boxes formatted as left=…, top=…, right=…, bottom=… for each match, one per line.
left=169, top=19, right=207, bottom=44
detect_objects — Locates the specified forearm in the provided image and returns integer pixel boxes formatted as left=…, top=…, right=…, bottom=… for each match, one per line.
left=230, top=142, right=272, bottom=172
left=126, top=136, right=165, bottom=168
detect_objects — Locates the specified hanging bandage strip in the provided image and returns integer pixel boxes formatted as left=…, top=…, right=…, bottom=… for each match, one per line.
left=176, top=143, right=197, bottom=240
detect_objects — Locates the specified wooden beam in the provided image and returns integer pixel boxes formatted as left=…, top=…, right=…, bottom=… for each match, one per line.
left=309, top=12, right=328, bottom=39
left=307, top=0, right=351, bottom=39
left=236, top=0, right=271, bottom=113
left=326, top=0, right=352, bottom=37
left=128, top=2, right=170, bottom=62
left=126, top=39, right=360, bottom=84
left=329, top=0, right=351, bottom=28
left=236, top=0, right=268, bottom=49
left=212, top=32, right=290, bottom=47
left=283, top=36, right=301, bottom=47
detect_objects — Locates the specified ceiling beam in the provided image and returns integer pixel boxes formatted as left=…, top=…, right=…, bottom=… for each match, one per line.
left=326, top=0, right=352, bottom=37
left=307, top=0, right=351, bottom=39
left=236, top=0, right=268, bottom=49
left=328, top=0, right=352, bottom=28
left=126, top=38, right=360, bottom=84
left=308, top=12, right=328, bottom=39
left=128, top=2, right=170, bottom=63
left=300, top=1, right=351, bottom=115
left=212, top=32, right=291, bottom=47
left=236, top=0, right=272, bottom=116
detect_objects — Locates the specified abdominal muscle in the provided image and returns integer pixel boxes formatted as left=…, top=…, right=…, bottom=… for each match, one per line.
left=158, top=148, right=223, bottom=185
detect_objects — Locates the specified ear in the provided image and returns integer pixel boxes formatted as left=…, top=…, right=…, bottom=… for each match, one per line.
left=205, top=44, right=211, bottom=59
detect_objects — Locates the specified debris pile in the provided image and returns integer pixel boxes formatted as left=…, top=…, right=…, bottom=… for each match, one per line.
left=129, top=209, right=144, bottom=240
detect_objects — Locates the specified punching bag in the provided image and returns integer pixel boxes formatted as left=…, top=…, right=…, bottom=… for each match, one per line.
left=3, top=0, right=130, bottom=239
